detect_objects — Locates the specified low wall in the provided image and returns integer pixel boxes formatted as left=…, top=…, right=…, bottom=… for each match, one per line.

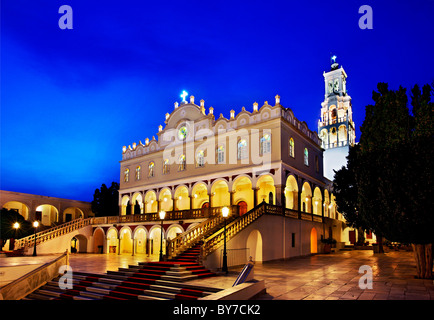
left=0, top=252, right=68, bottom=300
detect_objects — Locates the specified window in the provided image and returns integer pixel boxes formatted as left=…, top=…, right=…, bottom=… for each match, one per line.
left=304, top=148, right=309, bottom=166
left=178, top=154, right=186, bottom=171
left=289, top=138, right=295, bottom=158
left=315, top=156, right=319, bottom=172
left=217, top=145, right=225, bottom=164
left=292, top=233, right=296, bottom=247
left=196, top=150, right=205, bottom=167
left=148, top=162, right=155, bottom=177
left=260, top=134, right=271, bottom=155
left=163, top=159, right=170, bottom=174
left=124, top=168, right=129, bottom=182
left=237, top=139, right=248, bottom=160
left=135, top=166, right=141, bottom=180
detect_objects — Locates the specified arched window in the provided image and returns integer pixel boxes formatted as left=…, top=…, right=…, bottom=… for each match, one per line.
left=289, top=138, right=295, bottom=158
left=135, top=166, right=141, bottom=180
left=237, top=139, right=247, bottom=160
left=315, top=156, right=319, bottom=172
left=148, top=162, right=155, bottom=177
left=196, top=150, right=205, bottom=167
left=178, top=154, right=186, bottom=171
left=304, top=148, right=309, bottom=166
left=163, top=159, right=170, bottom=174
left=217, top=145, right=225, bottom=164
left=124, top=168, right=129, bottom=182
left=260, top=134, right=271, bottom=155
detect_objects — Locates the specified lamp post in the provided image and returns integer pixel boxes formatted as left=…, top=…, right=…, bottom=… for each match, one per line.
left=12, top=222, right=20, bottom=251
left=222, top=206, right=229, bottom=274
left=159, top=210, right=166, bottom=261
left=32, top=221, right=39, bottom=257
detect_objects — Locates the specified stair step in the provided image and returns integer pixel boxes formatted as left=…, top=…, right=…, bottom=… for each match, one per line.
left=161, top=274, right=198, bottom=282
left=165, top=270, right=192, bottom=276
left=138, top=294, right=170, bottom=300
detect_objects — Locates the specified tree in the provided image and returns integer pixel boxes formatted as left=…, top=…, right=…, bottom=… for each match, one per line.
left=91, top=182, right=119, bottom=217
left=0, top=208, right=33, bottom=250
left=334, top=83, right=433, bottom=278
left=333, top=144, right=367, bottom=245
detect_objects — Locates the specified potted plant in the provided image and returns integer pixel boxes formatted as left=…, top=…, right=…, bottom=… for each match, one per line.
left=321, top=238, right=336, bottom=253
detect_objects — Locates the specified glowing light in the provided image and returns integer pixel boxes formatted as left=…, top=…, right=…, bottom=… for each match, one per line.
left=180, top=90, right=188, bottom=102
left=222, top=206, right=229, bottom=218
left=33, top=221, right=39, bottom=228
left=331, top=55, right=337, bottom=63
left=13, top=222, right=20, bottom=229
left=159, top=211, right=166, bottom=220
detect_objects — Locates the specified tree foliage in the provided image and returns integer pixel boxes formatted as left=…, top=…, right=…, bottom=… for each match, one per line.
left=333, top=83, right=434, bottom=277
left=91, top=182, right=119, bottom=217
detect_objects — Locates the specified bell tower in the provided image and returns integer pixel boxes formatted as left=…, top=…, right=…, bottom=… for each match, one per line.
left=318, top=56, right=356, bottom=180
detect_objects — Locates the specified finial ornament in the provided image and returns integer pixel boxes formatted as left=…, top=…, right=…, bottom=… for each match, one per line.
left=180, top=90, right=188, bottom=103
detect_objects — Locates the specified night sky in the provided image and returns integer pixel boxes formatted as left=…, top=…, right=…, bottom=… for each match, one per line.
left=1, top=1, right=433, bottom=202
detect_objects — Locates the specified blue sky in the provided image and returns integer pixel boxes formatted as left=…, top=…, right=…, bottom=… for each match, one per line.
left=1, top=0, right=433, bottom=202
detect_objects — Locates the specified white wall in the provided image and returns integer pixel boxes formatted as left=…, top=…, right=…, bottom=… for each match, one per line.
left=323, top=146, right=349, bottom=181
left=203, top=215, right=324, bottom=270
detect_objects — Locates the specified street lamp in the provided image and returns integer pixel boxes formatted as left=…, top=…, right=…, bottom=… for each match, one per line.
left=32, top=221, right=39, bottom=257
left=222, top=206, right=229, bottom=274
left=159, top=210, right=166, bottom=261
left=13, top=222, right=20, bottom=251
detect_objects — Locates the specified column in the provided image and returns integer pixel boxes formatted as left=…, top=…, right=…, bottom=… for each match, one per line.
left=275, top=185, right=283, bottom=207
left=253, top=188, right=259, bottom=206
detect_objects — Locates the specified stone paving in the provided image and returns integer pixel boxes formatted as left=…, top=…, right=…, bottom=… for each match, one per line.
left=251, top=250, right=434, bottom=300
left=3, top=250, right=433, bottom=300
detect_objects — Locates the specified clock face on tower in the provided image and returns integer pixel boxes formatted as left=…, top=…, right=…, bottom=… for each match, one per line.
left=178, top=126, right=188, bottom=140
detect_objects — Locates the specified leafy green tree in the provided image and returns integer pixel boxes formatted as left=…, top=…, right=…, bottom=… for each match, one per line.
left=334, top=83, right=433, bottom=278
left=0, top=208, right=33, bottom=250
left=91, top=182, right=119, bottom=217
left=333, top=144, right=367, bottom=245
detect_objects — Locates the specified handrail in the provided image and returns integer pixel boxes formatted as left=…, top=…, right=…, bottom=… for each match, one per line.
left=202, top=202, right=266, bottom=257
left=14, top=218, right=92, bottom=251
left=166, top=205, right=239, bottom=259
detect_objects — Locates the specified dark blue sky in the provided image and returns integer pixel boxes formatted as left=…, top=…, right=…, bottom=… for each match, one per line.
left=1, top=1, right=433, bottom=202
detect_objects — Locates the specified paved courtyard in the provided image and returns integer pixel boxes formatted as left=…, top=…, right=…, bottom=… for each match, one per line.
left=252, top=250, right=434, bottom=300
left=4, top=250, right=432, bottom=300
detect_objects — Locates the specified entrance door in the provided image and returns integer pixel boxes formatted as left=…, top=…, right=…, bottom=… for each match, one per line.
left=65, top=213, right=72, bottom=222
left=238, top=201, right=247, bottom=216
left=349, top=230, right=356, bottom=244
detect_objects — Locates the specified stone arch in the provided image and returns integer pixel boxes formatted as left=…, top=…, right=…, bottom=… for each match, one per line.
left=119, top=226, right=133, bottom=254
left=256, top=174, right=275, bottom=205
left=191, top=182, right=209, bottom=209
left=246, top=229, right=263, bottom=262
left=149, top=225, right=165, bottom=256
left=166, top=224, right=184, bottom=240
left=232, top=176, right=253, bottom=211
left=106, top=227, right=119, bottom=254
left=338, top=124, right=347, bottom=144
left=323, top=190, right=330, bottom=217
left=2, top=201, right=30, bottom=220
left=131, top=192, right=144, bottom=214
left=35, top=204, right=59, bottom=226
left=133, top=226, right=148, bottom=254
left=301, top=182, right=312, bottom=213
left=312, top=187, right=323, bottom=216
left=320, top=128, right=328, bottom=148
left=121, top=195, right=130, bottom=216
left=330, top=193, right=337, bottom=219
left=144, top=190, right=157, bottom=213
left=285, top=175, right=299, bottom=210
left=211, top=179, right=230, bottom=208
left=70, top=234, right=88, bottom=253
left=159, top=188, right=173, bottom=212
left=174, top=185, right=190, bottom=210
left=63, top=207, right=84, bottom=222
left=93, top=227, right=105, bottom=253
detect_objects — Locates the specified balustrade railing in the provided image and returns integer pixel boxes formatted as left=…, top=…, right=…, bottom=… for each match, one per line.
left=166, top=205, right=239, bottom=259
left=14, top=218, right=92, bottom=251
